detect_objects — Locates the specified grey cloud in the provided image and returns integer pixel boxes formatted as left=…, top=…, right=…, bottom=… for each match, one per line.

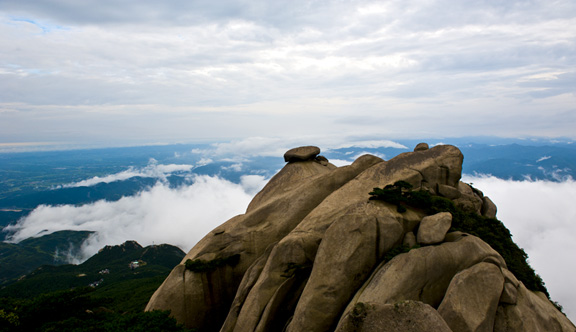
left=1, top=0, right=576, bottom=142
left=522, top=72, right=576, bottom=98
left=1, top=0, right=356, bottom=29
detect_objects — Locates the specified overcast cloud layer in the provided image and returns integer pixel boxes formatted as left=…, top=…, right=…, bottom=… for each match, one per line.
left=1, top=0, right=575, bottom=147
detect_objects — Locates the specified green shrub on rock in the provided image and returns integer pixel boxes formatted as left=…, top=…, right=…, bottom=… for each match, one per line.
left=184, top=254, right=241, bottom=273
left=369, top=182, right=549, bottom=297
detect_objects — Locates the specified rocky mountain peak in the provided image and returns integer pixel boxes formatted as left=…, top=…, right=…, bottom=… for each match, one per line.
left=146, top=144, right=575, bottom=332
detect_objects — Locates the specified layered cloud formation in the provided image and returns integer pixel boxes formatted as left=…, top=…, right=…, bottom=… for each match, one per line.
left=62, top=158, right=193, bottom=188
left=1, top=0, right=575, bottom=146
left=5, top=175, right=267, bottom=262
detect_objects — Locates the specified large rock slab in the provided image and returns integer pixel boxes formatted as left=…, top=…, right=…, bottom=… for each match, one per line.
left=227, top=203, right=407, bottom=332
left=414, top=142, right=430, bottom=151
left=417, top=212, right=452, bottom=245
left=455, top=182, right=484, bottom=214
left=340, top=234, right=506, bottom=316
left=438, top=262, right=505, bottom=332
left=482, top=196, right=498, bottom=219
left=283, top=146, right=321, bottom=162
left=286, top=213, right=403, bottom=332
left=494, top=284, right=576, bottom=332
left=335, top=301, right=452, bottom=332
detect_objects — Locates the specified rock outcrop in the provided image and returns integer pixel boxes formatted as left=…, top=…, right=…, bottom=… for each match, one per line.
left=146, top=144, right=575, bottom=332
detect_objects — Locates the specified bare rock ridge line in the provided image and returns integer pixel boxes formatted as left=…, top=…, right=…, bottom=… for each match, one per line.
left=146, top=144, right=575, bottom=332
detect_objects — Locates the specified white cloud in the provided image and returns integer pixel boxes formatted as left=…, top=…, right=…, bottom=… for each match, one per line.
left=350, top=151, right=387, bottom=161
left=537, top=156, right=552, bottom=162
left=462, top=174, right=576, bottom=322
left=1, top=1, right=575, bottom=144
left=536, top=166, right=574, bottom=182
left=239, top=175, right=267, bottom=195
left=196, top=157, right=213, bottom=166
left=222, top=163, right=243, bottom=172
left=335, top=140, right=408, bottom=149
left=211, top=137, right=293, bottom=158
left=329, top=159, right=353, bottom=167
left=5, top=174, right=267, bottom=262
left=63, top=158, right=193, bottom=187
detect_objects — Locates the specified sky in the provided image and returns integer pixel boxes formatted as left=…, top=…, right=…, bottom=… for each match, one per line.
left=1, top=0, right=575, bottom=322
left=1, top=0, right=576, bottom=148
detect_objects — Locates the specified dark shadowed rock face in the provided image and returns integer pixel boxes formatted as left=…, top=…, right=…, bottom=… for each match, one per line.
left=146, top=144, right=575, bottom=332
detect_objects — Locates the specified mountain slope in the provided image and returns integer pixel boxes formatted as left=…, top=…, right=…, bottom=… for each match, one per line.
left=0, top=230, right=93, bottom=285
left=0, top=240, right=185, bottom=312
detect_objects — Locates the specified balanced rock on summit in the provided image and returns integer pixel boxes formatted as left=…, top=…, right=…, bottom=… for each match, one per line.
left=283, top=145, right=321, bottom=162
left=146, top=144, right=575, bottom=332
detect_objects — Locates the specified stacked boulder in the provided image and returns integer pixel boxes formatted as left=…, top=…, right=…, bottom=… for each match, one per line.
left=146, top=144, right=575, bottom=332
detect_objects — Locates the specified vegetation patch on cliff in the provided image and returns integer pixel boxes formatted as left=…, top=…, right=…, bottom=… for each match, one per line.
left=184, top=254, right=241, bottom=273
left=369, top=181, right=549, bottom=297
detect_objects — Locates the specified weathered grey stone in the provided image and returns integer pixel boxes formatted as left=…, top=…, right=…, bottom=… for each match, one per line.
left=315, top=155, right=331, bottom=166
left=499, top=268, right=520, bottom=305
left=220, top=245, right=274, bottom=332
left=501, top=268, right=520, bottom=287
left=500, top=282, right=518, bottom=305
left=417, top=212, right=452, bottom=245
left=335, top=301, right=453, bottom=332
left=482, top=196, right=498, bottom=218
left=403, top=231, right=417, bottom=248
left=414, top=142, right=430, bottom=151
left=286, top=214, right=403, bottom=332
left=284, top=146, right=321, bottom=162
left=494, top=284, right=576, bottom=332
left=438, top=262, right=505, bottom=332
left=438, top=184, right=462, bottom=199
left=342, top=235, right=506, bottom=316
left=455, top=182, right=484, bottom=214
left=444, top=231, right=469, bottom=242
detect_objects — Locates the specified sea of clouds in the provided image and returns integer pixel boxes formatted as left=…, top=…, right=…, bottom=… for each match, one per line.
left=5, top=172, right=268, bottom=263
left=462, top=175, right=576, bottom=321
left=3, top=151, right=575, bottom=321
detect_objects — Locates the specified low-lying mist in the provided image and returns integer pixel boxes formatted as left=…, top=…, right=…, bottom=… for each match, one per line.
left=5, top=174, right=267, bottom=262
left=463, top=175, right=576, bottom=321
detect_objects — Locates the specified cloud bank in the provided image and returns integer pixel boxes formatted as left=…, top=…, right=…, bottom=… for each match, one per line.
left=1, top=0, right=575, bottom=145
left=5, top=175, right=267, bottom=262
left=463, top=175, right=576, bottom=321
left=63, top=158, right=194, bottom=187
